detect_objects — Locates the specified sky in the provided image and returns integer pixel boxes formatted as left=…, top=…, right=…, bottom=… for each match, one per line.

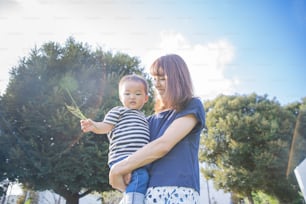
left=0, top=0, right=305, bottom=105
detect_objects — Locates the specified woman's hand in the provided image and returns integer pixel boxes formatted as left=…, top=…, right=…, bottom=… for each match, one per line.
left=123, top=173, right=132, bottom=186
left=109, top=163, right=131, bottom=192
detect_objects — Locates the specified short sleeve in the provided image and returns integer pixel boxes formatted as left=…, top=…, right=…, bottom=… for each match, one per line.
left=176, top=97, right=205, bottom=130
left=103, top=106, right=122, bottom=125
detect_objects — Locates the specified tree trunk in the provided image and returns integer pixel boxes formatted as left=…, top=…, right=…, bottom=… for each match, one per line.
left=64, top=193, right=80, bottom=204
left=246, top=192, right=254, bottom=204
left=54, top=188, right=81, bottom=204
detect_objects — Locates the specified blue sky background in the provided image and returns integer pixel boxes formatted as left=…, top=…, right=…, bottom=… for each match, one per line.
left=0, top=0, right=305, bottom=105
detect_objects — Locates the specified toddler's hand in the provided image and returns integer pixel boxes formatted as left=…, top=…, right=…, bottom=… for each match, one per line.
left=80, top=119, right=94, bottom=132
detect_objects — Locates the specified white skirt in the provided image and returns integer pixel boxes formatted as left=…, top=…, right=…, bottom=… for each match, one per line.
left=144, top=186, right=200, bottom=204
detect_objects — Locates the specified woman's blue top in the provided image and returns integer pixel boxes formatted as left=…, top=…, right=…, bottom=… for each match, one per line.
left=147, top=97, right=205, bottom=193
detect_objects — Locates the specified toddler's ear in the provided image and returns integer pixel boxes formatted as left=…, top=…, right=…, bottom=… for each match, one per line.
left=145, top=95, right=149, bottom=103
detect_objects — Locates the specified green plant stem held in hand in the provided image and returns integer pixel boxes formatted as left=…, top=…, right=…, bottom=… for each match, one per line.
left=65, top=104, right=87, bottom=120
left=65, top=88, right=87, bottom=120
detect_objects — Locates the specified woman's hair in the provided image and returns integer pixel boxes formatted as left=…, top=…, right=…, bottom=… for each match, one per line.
left=150, top=54, right=194, bottom=112
left=119, top=74, right=149, bottom=95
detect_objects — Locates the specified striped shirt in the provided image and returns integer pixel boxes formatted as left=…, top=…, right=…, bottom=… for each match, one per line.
left=104, top=106, right=150, bottom=165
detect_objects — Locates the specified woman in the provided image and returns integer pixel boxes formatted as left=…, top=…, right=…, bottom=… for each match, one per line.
left=109, top=54, right=205, bottom=203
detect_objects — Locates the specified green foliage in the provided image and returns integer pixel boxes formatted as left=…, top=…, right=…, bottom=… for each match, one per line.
left=101, top=190, right=123, bottom=204
left=200, top=93, right=302, bottom=203
left=252, top=191, right=279, bottom=204
left=0, top=37, right=153, bottom=203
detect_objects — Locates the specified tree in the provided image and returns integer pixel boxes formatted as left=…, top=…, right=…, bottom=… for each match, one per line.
left=0, top=99, right=14, bottom=198
left=0, top=37, right=153, bottom=204
left=286, top=98, right=306, bottom=177
left=199, top=93, right=302, bottom=204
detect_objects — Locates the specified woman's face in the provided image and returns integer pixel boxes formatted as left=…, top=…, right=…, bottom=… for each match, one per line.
left=152, top=75, right=167, bottom=98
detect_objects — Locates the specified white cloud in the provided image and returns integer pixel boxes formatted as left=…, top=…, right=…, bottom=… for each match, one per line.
left=142, top=31, right=238, bottom=100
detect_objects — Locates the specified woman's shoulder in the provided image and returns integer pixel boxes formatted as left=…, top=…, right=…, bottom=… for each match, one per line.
left=178, top=97, right=205, bottom=118
left=190, top=97, right=203, bottom=103
left=186, top=97, right=204, bottom=109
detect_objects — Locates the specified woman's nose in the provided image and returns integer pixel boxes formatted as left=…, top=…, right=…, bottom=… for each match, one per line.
left=154, top=79, right=160, bottom=87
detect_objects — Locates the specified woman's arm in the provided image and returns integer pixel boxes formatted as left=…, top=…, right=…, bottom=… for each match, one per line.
left=109, top=114, right=197, bottom=191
